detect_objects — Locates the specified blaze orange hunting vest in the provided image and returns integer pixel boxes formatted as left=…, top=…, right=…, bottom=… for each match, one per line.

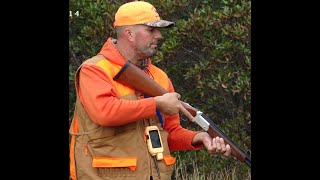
left=69, top=55, right=176, bottom=180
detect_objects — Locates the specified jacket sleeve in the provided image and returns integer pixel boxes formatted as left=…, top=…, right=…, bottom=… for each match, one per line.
left=164, top=79, right=203, bottom=151
left=78, top=64, right=156, bottom=126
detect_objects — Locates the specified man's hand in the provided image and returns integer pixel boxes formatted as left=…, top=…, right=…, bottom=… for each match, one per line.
left=154, top=92, right=193, bottom=119
left=192, top=132, right=231, bottom=156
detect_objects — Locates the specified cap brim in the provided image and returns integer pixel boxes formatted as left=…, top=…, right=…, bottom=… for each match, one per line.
left=143, top=20, right=175, bottom=28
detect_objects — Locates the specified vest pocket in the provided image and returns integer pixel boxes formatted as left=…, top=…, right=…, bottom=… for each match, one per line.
left=93, top=157, right=137, bottom=177
left=163, top=155, right=176, bottom=166
left=158, top=155, right=175, bottom=175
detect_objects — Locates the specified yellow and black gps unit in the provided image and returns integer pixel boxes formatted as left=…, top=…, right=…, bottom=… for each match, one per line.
left=145, top=126, right=164, bottom=160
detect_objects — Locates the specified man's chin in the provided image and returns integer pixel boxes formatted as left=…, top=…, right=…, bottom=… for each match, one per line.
left=142, top=49, right=157, bottom=58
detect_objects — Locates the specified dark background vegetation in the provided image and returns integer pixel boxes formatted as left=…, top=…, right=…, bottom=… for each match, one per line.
left=69, top=0, right=251, bottom=179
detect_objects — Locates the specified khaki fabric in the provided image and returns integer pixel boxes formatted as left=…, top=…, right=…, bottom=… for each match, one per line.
left=70, top=56, right=175, bottom=180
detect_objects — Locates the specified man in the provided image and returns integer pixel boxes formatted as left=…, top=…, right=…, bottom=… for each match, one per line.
left=69, top=1, right=231, bottom=180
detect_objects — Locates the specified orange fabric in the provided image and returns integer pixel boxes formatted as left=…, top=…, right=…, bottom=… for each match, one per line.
left=69, top=136, right=76, bottom=180
left=69, top=116, right=78, bottom=180
left=164, top=114, right=201, bottom=150
left=97, top=60, right=135, bottom=97
left=163, top=155, right=176, bottom=166
left=163, top=81, right=203, bottom=151
left=80, top=38, right=202, bottom=150
left=144, top=130, right=147, bottom=142
left=113, top=1, right=160, bottom=27
left=92, top=157, right=137, bottom=171
left=78, top=64, right=156, bottom=126
left=98, top=38, right=126, bottom=66
left=70, top=116, right=78, bottom=134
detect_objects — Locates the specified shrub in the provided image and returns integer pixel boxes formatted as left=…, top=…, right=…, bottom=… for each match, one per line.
left=69, top=0, right=251, bottom=178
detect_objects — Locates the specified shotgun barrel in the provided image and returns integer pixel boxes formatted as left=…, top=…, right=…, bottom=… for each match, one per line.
left=113, top=60, right=251, bottom=168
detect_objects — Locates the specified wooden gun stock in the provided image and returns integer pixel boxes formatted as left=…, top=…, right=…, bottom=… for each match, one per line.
left=113, top=61, right=198, bottom=116
left=113, top=60, right=251, bottom=168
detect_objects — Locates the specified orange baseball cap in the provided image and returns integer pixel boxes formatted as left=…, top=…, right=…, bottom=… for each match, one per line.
left=113, top=1, right=174, bottom=28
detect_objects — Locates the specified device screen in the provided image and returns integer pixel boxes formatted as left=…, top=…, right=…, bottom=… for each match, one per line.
left=149, top=130, right=162, bottom=148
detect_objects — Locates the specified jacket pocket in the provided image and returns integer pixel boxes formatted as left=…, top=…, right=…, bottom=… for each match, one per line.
left=93, top=157, right=137, bottom=177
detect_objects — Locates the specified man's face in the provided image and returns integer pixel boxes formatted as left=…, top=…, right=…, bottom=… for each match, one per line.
left=132, top=25, right=163, bottom=59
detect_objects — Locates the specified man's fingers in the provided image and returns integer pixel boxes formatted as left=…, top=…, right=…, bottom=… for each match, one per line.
left=218, top=137, right=226, bottom=153
left=224, top=144, right=231, bottom=156
left=176, top=93, right=181, bottom=99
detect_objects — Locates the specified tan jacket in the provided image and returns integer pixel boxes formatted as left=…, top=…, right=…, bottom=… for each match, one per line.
left=69, top=56, right=176, bottom=180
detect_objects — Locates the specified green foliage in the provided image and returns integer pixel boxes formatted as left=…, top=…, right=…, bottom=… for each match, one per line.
left=172, top=149, right=250, bottom=179
left=69, top=0, right=251, bottom=178
left=69, top=64, right=76, bottom=118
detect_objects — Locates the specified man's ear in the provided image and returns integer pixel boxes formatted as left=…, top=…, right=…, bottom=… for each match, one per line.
left=124, top=28, right=134, bottom=41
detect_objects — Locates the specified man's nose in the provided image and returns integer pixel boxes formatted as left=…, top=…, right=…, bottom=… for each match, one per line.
left=154, top=28, right=162, bottom=39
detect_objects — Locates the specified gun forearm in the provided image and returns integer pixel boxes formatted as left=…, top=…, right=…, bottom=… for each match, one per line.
left=195, top=112, right=251, bottom=167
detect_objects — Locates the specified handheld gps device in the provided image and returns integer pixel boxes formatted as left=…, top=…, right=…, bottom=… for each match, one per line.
left=145, top=126, right=164, bottom=160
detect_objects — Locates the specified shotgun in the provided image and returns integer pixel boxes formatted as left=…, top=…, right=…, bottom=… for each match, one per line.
left=113, top=60, right=251, bottom=168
